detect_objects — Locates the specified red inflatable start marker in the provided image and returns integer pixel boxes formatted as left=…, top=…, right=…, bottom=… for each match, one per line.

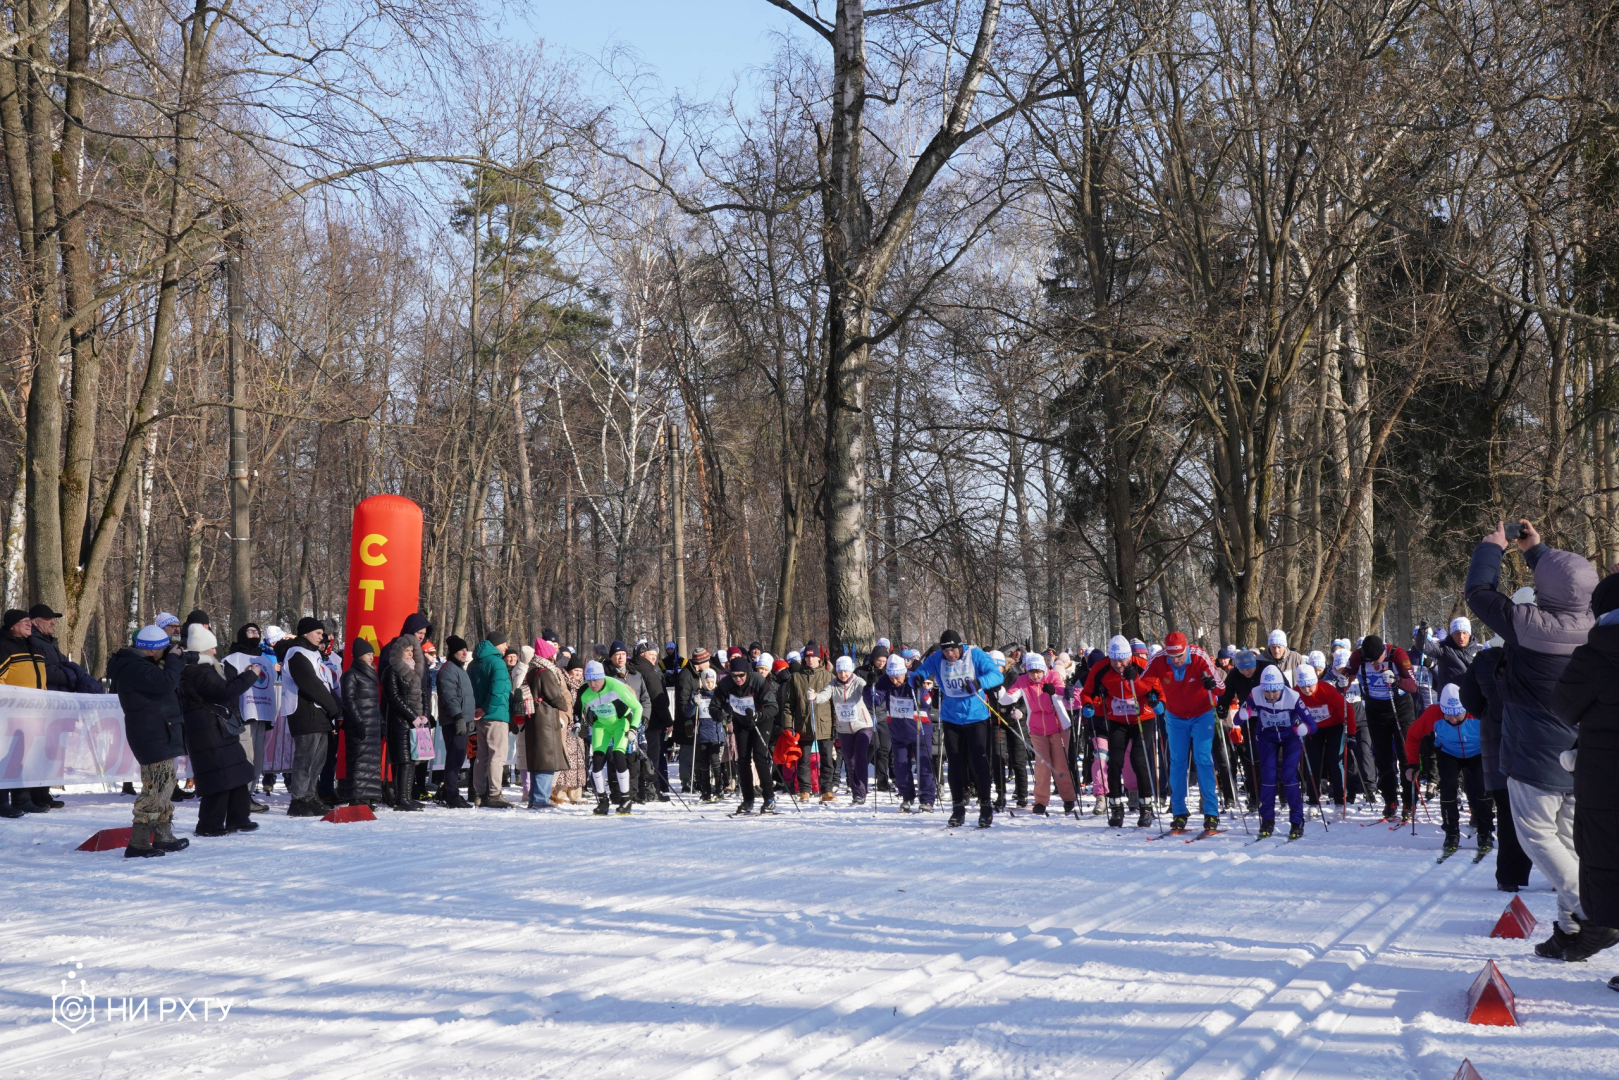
left=1489, top=896, right=1538, bottom=939
left=1466, top=960, right=1518, bottom=1026
left=1452, top=1059, right=1485, bottom=1080
left=77, top=827, right=133, bottom=852
left=321, top=805, right=376, bottom=824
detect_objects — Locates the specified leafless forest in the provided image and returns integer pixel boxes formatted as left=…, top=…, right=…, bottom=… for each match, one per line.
left=2, top=0, right=1616, bottom=673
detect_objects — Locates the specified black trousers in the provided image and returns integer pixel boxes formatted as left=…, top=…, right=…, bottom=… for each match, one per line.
left=1105, top=717, right=1158, bottom=802
left=386, top=718, right=416, bottom=803
left=990, top=718, right=1029, bottom=804
left=645, top=725, right=671, bottom=793
left=1303, top=726, right=1350, bottom=805
left=872, top=721, right=893, bottom=791
left=694, top=741, right=724, bottom=796
left=1490, top=784, right=1533, bottom=889
left=1345, top=707, right=1377, bottom=799
left=441, top=728, right=469, bottom=794
left=198, top=786, right=251, bottom=832
left=1437, top=750, right=1493, bottom=842
left=943, top=720, right=993, bottom=809
left=1363, top=696, right=1416, bottom=810
left=733, top=721, right=773, bottom=803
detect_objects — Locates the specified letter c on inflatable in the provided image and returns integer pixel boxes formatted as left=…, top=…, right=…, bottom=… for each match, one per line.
left=344, top=495, right=423, bottom=668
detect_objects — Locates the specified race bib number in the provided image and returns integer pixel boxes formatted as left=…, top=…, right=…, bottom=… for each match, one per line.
left=941, top=658, right=974, bottom=698
left=1309, top=705, right=1331, bottom=722
left=728, top=695, right=755, bottom=714
left=695, top=699, right=710, bottom=719
left=835, top=700, right=858, bottom=723
left=888, top=695, right=914, bottom=718
left=590, top=697, right=617, bottom=720
left=1364, top=664, right=1392, bottom=700
left=1110, top=696, right=1139, bottom=716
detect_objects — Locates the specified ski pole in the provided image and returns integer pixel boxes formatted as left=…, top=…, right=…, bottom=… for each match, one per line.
left=1218, top=717, right=1251, bottom=834
left=1299, top=736, right=1329, bottom=832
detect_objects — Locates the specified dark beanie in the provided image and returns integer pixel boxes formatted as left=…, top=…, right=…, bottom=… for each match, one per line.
left=401, top=612, right=429, bottom=636
left=728, top=655, right=749, bottom=674
left=350, top=637, right=374, bottom=661
left=939, top=628, right=964, bottom=646
left=609, top=639, right=627, bottom=656
left=487, top=631, right=508, bottom=648
left=2, top=608, right=28, bottom=633
left=1593, top=573, right=1619, bottom=618
left=1361, top=634, right=1385, bottom=660
left=295, top=616, right=325, bottom=637
left=445, top=634, right=468, bottom=656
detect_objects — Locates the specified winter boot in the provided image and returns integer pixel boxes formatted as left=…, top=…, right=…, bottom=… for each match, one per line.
left=288, top=797, right=323, bottom=818
left=1258, top=820, right=1275, bottom=840
left=615, top=794, right=633, bottom=815
left=1382, top=799, right=1398, bottom=822
left=593, top=793, right=611, bottom=816
left=1561, top=924, right=1619, bottom=963
left=123, top=823, right=166, bottom=859
left=1107, top=798, right=1125, bottom=829
left=1092, top=798, right=1106, bottom=815
left=121, top=781, right=137, bottom=796
left=900, top=798, right=914, bottom=813
left=993, top=794, right=1007, bottom=812
left=1536, top=925, right=1578, bottom=959
left=948, top=804, right=967, bottom=828
left=1136, top=806, right=1154, bottom=828
left=978, top=804, right=994, bottom=828
left=1171, top=814, right=1189, bottom=832
left=1031, top=803, right=1048, bottom=816
left=1288, top=822, right=1304, bottom=841
left=1063, top=800, right=1078, bottom=817
left=152, top=822, right=190, bottom=852
left=249, top=796, right=269, bottom=813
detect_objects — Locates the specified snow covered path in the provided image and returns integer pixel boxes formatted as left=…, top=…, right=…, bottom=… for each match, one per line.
left=2, top=792, right=1616, bottom=1079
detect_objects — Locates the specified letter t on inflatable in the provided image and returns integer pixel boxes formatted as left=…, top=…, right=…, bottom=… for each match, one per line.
left=344, top=495, right=422, bottom=668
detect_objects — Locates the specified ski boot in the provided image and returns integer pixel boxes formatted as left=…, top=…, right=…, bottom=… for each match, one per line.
left=1063, top=800, right=1078, bottom=818
left=1258, top=820, right=1275, bottom=840
left=1474, top=836, right=1495, bottom=863
left=593, top=793, right=611, bottom=816
left=978, top=804, right=994, bottom=829
left=1136, top=806, right=1154, bottom=828
left=1440, top=837, right=1459, bottom=861
left=759, top=798, right=778, bottom=814
left=899, top=798, right=914, bottom=813
left=1382, top=800, right=1399, bottom=823
left=732, top=800, right=754, bottom=817
left=616, top=795, right=633, bottom=815
left=918, top=801, right=934, bottom=812
left=852, top=794, right=866, bottom=805
left=1031, top=803, right=1048, bottom=816
left=1288, top=822, right=1304, bottom=841
left=993, top=795, right=1007, bottom=812
left=948, top=805, right=967, bottom=828
left=1107, top=798, right=1126, bottom=828
left=1170, top=813, right=1189, bottom=833
left=1193, top=814, right=1220, bottom=839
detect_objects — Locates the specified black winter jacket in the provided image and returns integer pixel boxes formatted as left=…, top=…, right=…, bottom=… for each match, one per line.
left=341, top=660, right=384, bottom=803
left=179, top=660, right=259, bottom=795
left=108, top=648, right=187, bottom=765
left=285, top=649, right=341, bottom=737
left=1457, top=646, right=1508, bottom=791
left=632, top=655, right=671, bottom=730
left=1551, top=621, right=1619, bottom=926
left=1466, top=542, right=1595, bottom=791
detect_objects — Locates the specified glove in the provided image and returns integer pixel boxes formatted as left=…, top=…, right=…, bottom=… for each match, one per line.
left=1041, top=683, right=1057, bottom=695
left=1202, top=673, right=1217, bottom=691
left=614, top=700, right=630, bottom=719
left=963, top=679, right=978, bottom=694
left=1082, top=705, right=1094, bottom=719
left=1153, top=702, right=1166, bottom=719
left=1229, top=725, right=1244, bottom=744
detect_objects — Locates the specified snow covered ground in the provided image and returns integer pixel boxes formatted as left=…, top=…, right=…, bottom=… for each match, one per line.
left=1, top=788, right=1615, bottom=1079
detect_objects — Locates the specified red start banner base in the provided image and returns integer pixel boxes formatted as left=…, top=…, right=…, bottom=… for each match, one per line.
left=77, top=827, right=134, bottom=852
left=321, top=805, right=376, bottom=824
left=1452, top=1058, right=1485, bottom=1080
left=1466, top=960, right=1518, bottom=1026
left=1490, top=896, right=1539, bottom=939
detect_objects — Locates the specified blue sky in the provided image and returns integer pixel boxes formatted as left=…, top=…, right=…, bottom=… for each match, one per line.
left=520, top=1, right=810, bottom=98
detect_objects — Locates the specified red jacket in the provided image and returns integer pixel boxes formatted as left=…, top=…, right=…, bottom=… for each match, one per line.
left=1298, top=682, right=1352, bottom=733
left=1081, top=658, right=1154, bottom=725
left=1140, top=650, right=1220, bottom=718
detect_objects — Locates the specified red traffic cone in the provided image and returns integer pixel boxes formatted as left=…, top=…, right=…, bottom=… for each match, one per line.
left=1489, top=896, right=1538, bottom=939
left=1452, top=1059, right=1485, bottom=1080
left=1466, top=960, right=1518, bottom=1026
left=321, top=804, right=376, bottom=823
left=77, top=827, right=134, bottom=852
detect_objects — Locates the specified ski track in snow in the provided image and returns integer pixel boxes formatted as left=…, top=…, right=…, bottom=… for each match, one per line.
left=1, top=792, right=1615, bottom=1079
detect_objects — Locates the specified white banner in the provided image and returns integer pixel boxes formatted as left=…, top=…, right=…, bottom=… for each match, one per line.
left=0, top=685, right=190, bottom=788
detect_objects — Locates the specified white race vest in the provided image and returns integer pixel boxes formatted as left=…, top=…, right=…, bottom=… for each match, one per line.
left=278, top=645, right=334, bottom=718
left=224, top=652, right=276, bottom=723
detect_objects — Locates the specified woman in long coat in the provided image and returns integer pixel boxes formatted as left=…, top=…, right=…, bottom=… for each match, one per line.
left=553, top=652, right=589, bottom=802
left=179, top=626, right=263, bottom=836
left=523, top=638, right=574, bottom=807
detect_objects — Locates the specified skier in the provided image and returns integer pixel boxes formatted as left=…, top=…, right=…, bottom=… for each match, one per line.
left=1141, top=632, right=1223, bottom=835
left=1336, top=634, right=1421, bottom=821
left=580, top=660, right=643, bottom=815
left=1081, top=635, right=1156, bottom=828
left=1295, top=662, right=1352, bottom=809
left=716, top=655, right=779, bottom=814
left=1236, top=666, right=1319, bottom=839
left=913, top=630, right=1004, bottom=827
left=998, top=652, right=1076, bottom=817
left=1404, top=682, right=1494, bottom=860
left=868, top=655, right=935, bottom=811
left=811, top=656, right=875, bottom=804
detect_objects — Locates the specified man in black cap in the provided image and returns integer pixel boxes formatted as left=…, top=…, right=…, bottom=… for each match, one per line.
left=283, top=618, right=342, bottom=816
left=633, top=640, right=671, bottom=800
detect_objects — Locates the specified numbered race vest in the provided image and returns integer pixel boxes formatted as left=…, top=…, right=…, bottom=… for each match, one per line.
left=224, top=651, right=276, bottom=722
left=1358, top=661, right=1398, bottom=701
left=727, top=694, right=755, bottom=716
left=940, top=657, right=975, bottom=698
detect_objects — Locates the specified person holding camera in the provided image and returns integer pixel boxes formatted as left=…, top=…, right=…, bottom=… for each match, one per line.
left=1467, top=518, right=1602, bottom=961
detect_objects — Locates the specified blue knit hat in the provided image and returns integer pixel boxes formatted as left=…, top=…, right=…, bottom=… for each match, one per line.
left=134, top=624, right=170, bottom=649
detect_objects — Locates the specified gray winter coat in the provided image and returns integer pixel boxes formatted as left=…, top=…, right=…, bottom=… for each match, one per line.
left=1465, top=542, right=1596, bottom=791
left=435, top=658, right=475, bottom=735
